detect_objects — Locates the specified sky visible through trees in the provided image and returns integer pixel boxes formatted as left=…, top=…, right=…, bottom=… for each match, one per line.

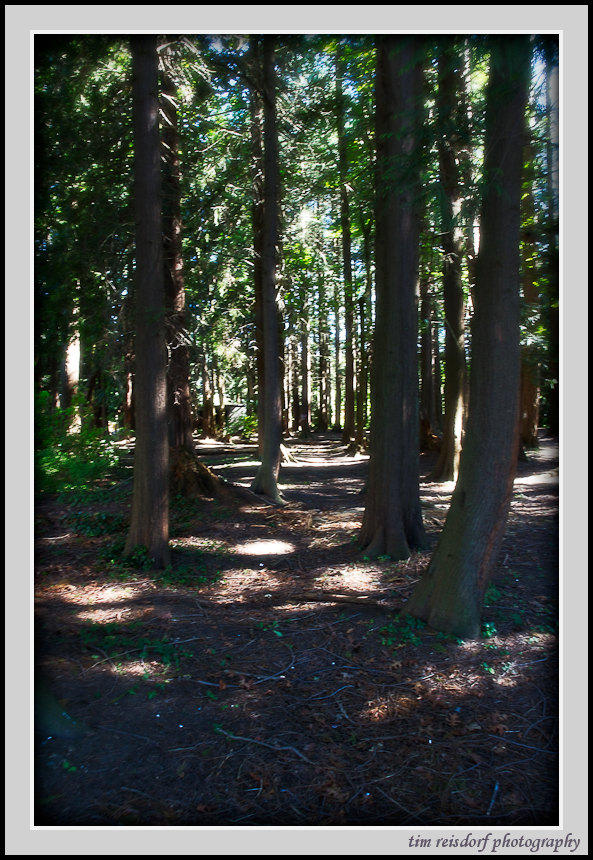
left=33, top=32, right=561, bottom=828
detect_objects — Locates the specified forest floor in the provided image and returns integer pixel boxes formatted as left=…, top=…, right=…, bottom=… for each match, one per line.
left=34, top=432, right=559, bottom=826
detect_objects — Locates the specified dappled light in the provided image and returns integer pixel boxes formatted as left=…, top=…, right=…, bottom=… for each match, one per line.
left=31, top=27, right=562, bottom=831
left=233, top=539, right=295, bottom=556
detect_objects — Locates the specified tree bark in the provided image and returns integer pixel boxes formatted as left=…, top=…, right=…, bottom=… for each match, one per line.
left=519, top=147, right=540, bottom=449
left=407, top=36, right=531, bottom=637
left=332, top=276, right=341, bottom=430
left=360, top=36, right=428, bottom=560
left=317, top=266, right=330, bottom=432
left=355, top=218, right=373, bottom=448
left=336, top=46, right=356, bottom=444
left=251, top=37, right=284, bottom=503
left=249, top=35, right=266, bottom=456
left=299, top=282, right=311, bottom=437
left=431, top=45, right=467, bottom=482
left=124, top=35, right=169, bottom=568
left=419, top=259, right=438, bottom=450
left=160, top=44, right=194, bottom=452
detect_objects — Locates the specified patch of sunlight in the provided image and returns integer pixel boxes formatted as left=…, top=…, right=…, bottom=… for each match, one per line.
left=315, top=519, right=360, bottom=531
left=58, top=585, right=136, bottom=605
left=514, top=472, right=559, bottom=487
left=40, top=533, right=72, bottom=545
left=233, top=539, right=295, bottom=556
left=316, top=565, right=376, bottom=590
left=109, top=660, right=159, bottom=677
left=77, top=608, right=133, bottom=623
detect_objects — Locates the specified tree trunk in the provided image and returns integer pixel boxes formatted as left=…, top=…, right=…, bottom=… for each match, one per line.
left=360, top=36, right=428, bottom=560
left=431, top=45, right=467, bottom=482
left=332, top=277, right=341, bottom=430
left=519, top=148, right=540, bottom=449
left=356, top=219, right=372, bottom=448
left=407, top=36, right=531, bottom=637
left=62, top=292, right=81, bottom=434
left=251, top=37, right=283, bottom=503
left=160, top=46, right=194, bottom=452
left=299, top=282, right=311, bottom=437
left=419, top=261, right=437, bottom=450
left=201, top=349, right=215, bottom=437
left=543, top=41, right=559, bottom=436
left=124, top=35, right=169, bottom=568
left=432, top=317, right=443, bottom=432
left=317, top=265, right=330, bottom=432
left=336, top=46, right=355, bottom=444
left=249, top=35, right=266, bottom=456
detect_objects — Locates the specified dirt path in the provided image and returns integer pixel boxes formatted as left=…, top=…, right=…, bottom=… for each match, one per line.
left=34, top=433, right=559, bottom=825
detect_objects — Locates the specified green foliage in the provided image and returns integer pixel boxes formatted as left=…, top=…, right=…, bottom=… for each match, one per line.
left=80, top=620, right=195, bottom=668
left=379, top=613, right=426, bottom=648
left=227, top=413, right=258, bottom=439
left=35, top=397, right=121, bottom=494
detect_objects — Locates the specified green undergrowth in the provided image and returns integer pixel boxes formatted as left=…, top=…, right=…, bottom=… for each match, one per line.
left=80, top=620, right=196, bottom=668
left=98, top=539, right=224, bottom=590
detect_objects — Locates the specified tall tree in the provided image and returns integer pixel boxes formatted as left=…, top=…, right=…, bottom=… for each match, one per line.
left=251, top=36, right=284, bottom=503
left=160, top=40, right=194, bottom=453
left=360, top=36, right=428, bottom=560
left=431, top=42, right=467, bottom=482
left=248, top=35, right=266, bottom=455
left=519, top=143, right=540, bottom=449
left=335, top=45, right=356, bottom=445
left=124, top=35, right=170, bottom=567
left=407, top=36, right=531, bottom=637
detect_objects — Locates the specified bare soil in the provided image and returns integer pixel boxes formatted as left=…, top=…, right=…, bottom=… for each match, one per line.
left=34, top=432, right=559, bottom=825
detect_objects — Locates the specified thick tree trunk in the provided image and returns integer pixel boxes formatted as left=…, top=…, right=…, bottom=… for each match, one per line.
left=336, top=47, right=355, bottom=444
left=124, top=35, right=170, bottom=568
left=160, top=48, right=194, bottom=452
left=251, top=37, right=284, bottom=503
left=407, top=37, right=531, bottom=637
left=431, top=46, right=467, bottom=482
left=360, top=36, right=428, bottom=560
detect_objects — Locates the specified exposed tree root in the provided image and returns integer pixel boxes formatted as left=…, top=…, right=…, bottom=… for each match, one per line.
left=169, top=447, right=262, bottom=505
left=279, top=443, right=297, bottom=463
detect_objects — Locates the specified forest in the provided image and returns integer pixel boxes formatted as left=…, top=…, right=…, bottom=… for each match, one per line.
left=34, top=33, right=559, bottom=826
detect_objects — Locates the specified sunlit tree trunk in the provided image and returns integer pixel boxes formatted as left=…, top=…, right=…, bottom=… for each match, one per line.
left=124, top=34, right=169, bottom=568
left=251, top=36, right=283, bottom=503
left=360, top=36, right=428, bottom=560
left=407, top=36, right=531, bottom=637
